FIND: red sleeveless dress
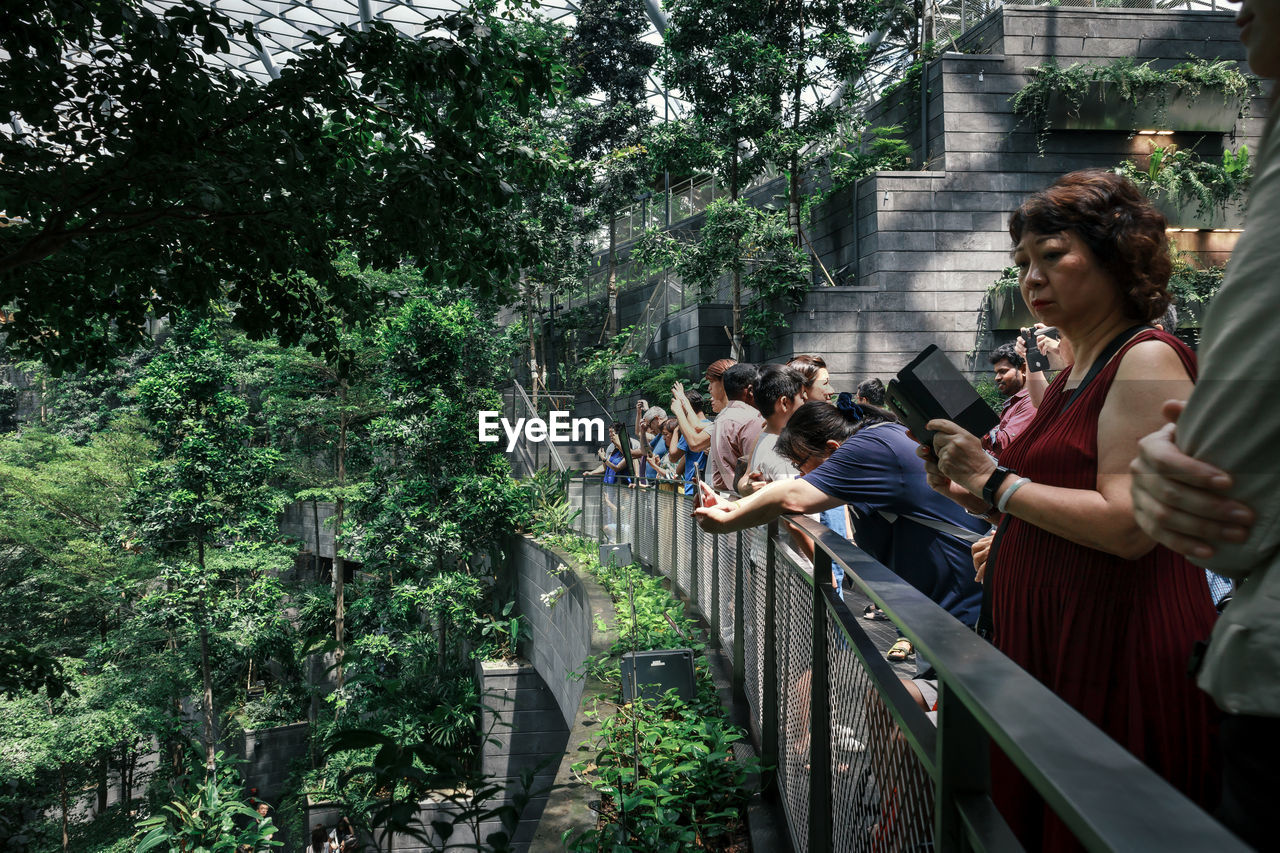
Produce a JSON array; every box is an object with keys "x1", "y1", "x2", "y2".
[{"x1": 989, "y1": 329, "x2": 1220, "y2": 850}]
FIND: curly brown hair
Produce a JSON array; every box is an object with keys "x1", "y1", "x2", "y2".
[{"x1": 1009, "y1": 169, "x2": 1171, "y2": 324}]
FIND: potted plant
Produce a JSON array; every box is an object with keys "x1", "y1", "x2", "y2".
[
  {"x1": 1117, "y1": 145, "x2": 1252, "y2": 229},
  {"x1": 1013, "y1": 58, "x2": 1256, "y2": 153},
  {"x1": 987, "y1": 267, "x2": 1034, "y2": 330},
  {"x1": 1167, "y1": 255, "x2": 1226, "y2": 329}
]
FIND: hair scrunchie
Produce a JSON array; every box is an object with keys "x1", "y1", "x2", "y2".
[{"x1": 835, "y1": 391, "x2": 865, "y2": 420}]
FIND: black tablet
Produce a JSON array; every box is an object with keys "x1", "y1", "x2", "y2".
[{"x1": 886, "y1": 345, "x2": 999, "y2": 449}]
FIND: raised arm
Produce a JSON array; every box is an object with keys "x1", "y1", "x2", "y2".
[{"x1": 671, "y1": 382, "x2": 711, "y2": 451}]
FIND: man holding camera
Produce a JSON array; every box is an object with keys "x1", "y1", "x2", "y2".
[{"x1": 982, "y1": 342, "x2": 1036, "y2": 456}]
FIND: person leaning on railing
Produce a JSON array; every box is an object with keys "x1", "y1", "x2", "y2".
[
  {"x1": 691, "y1": 397, "x2": 986, "y2": 646},
  {"x1": 919, "y1": 170, "x2": 1219, "y2": 849},
  {"x1": 1129, "y1": 4, "x2": 1280, "y2": 847}
]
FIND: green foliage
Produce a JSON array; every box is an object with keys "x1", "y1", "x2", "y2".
[
  {"x1": 130, "y1": 318, "x2": 285, "y2": 552},
  {"x1": 990, "y1": 266, "x2": 1021, "y2": 296},
  {"x1": 1116, "y1": 145, "x2": 1252, "y2": 217},
  {"x1": 1011, "y1": 57, "x2": 1257, "y2": 154},
  {"x1": 619, "y1": 362, "x2": 695, "y2": 405},
  {"x1": 354, "y1": 296, "x2": 523, "y2": 573},
  {"x1": 1168, "y1": 254, "x2": 1226, "y2": 313},
  {"x1": 477, "y1": 601, "x2": 524, "y2": 663},
  {"x1": 520, "y1": 469, "x2": 581, "y2": 536},
  {"x1": 134, "y1": 753, "x2": 279, "y2": 853},
  {"x1": 568, "y1": 329, "x2": 637, "y2": 402},
  {"x1": 0, "y1": 0, "x2": 562, "y2": 371},
  {"x1": 802, "y1": 125, "x2": 913, "y2": 223},
  {"x1": 974, "y1": 378, "x2": 1003, "y2": 411},
  {"x1": 13, "y1": 351, "x2": 152, "y2": 442},
  {"x1": 636, "y1": 199, "x2": 810, "y2": 350},
  {"x1": 544, "y1": 535, "x2": 759, "y2": 851}
]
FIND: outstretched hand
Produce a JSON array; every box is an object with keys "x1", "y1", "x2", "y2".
[
  {"x1": 692, "y1": 480, "x2": 735, "y2": 531},
  {"x1": 1131, "y1": 399, "x2": 1255, "y2": 563}
]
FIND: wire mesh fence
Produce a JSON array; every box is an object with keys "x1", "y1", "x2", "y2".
[
  {"x1": 554, "y1": 475, "x2": 1250, "y2": 852},
  {"x1": 569, "y1": 477, "x2": 939, "y2": 853}
]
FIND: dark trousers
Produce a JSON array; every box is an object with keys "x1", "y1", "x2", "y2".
[{"x1": 1217, "y1": 712, "x2": 1280, "y2": 850}]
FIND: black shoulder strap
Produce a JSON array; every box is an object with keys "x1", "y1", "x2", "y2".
[{"x1": 1062, "y1": 325, "x2": 1152, "y2": 412}]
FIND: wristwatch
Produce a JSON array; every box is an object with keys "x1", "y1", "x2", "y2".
[{"x1": 982, "y1": 465, "x2": 1017, "y2": 506}]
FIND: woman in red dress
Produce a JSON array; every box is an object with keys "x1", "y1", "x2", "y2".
[{"x1": 921, "y1": 171, "x2": 1220, "y2": 849}]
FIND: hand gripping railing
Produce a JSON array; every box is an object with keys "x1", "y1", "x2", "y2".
[{"x1": 568, "y1": 475, "x2": 1248, "y2": 853}]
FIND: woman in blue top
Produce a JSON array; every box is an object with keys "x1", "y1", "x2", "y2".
[
  {"x1": 693, "y1": 400, "x2": 985, "y2": 629},
  {"x1": 602, "y1": 423, "x2": 631, "y2": 485}
]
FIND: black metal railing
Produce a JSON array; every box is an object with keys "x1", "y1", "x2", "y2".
[{"x1": 567, "y1": 475, "x2": 1247, "y2": 853}]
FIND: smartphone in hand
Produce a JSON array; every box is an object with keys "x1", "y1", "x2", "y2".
[{"x1": 1022, "y1": 327, "x2": 1051, "y2": 374}]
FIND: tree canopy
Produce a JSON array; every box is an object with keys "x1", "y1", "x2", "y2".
[{"x1": 0, "y1": 0, "x2": 562, "y2": 371}]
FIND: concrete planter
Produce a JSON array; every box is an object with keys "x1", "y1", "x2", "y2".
[
  {"x1": 990, "y1": 288, "x2": 1035, "y2": 330},
  {"x1": 1153, "y1": 194, "x2": 1246, "y2": 230},
  {"x1": 1046, "y1": 82, "x2": 1239, "y2": 133}
]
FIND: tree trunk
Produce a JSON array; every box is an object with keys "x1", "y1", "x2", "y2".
[
  {"x1": 96, "y1": 751, "x2": 108, "y2": 814},
  {"x1": 730, "y1": 147, "x2": 744, "y2": 361},
  {"x1": 119, "y1": 743, "x2": 132, "y2": 812},
  {"x1": 605, "y1": 218, "x2": 619, "y2": 343},
  {"x1": 166, "y1": 578, "x2": 183, "y2": 774},
  {"x1": 334, "y1": 379, "x2": 348, "y2": 692},
  {"x1": 197, "y1": 538, "x2": 216, "y2": 773},
  {"x1": 60, "y1": 764, "x2": 69, "y2": 852},
  {"x1": 200, "y1": 625, "x2": 216, "y2": 772},
  {"x1": 526, "y1": 287, "x2": 539, "y2": 409},
  {"x1": 789, "y1": 6, "x2": 805, "y2": 246}
]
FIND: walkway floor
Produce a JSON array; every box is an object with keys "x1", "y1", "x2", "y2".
[{"x1": 841, "y1": 583, "x2": 924, "y2": 682}]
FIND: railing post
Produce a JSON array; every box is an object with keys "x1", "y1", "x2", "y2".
[
  {"x1": 936, "y1": 681, "x2": 990, "y2": 852},
  {"x1": 732, "y1": 530, "x2": 746, "y2": 706},
  {"x1": 710, "y1": 532, "x2": 721, "y2": 638},
  {"x1": 653, "y1": 481, "x2": 661, "y2": 573},
  {"x1": 761, "y1": 521, "x2": 779, "y2": 791},
  {"x1": 809, "y1": 547, "x2": 834, "y2": 853},
  {"x1": 690, "y1": 509, "x2": 700, "y2": 602},
  {"x1": 631, "y1": 482, "x2": 640, "y2": 549}
]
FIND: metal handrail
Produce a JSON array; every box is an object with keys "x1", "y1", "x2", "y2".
[
  {"x1": 568, "y1": 475, "x2": 1247, "y2": 852},
  {"x1": 510, "y1": 381, "x2": 567, "y2": 473}
]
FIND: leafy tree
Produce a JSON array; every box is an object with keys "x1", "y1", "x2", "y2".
[
  {"x1": 636, "y1": 199, "x2": 810, "y2": 352},
  {"x1": 660, "y1": 0, "x2": 792, "y2": 358},
  {"x1": 353, "y1": 296, "x2": 523, "y2": 577},
  {"x1": 134, "y1": 752, "x2": 279, "y2": 853},
  {"x1": 565, "y1": 0, "x2": 659, "y2": 340},
  {"x1": 129, "y1": 318, "x2": 284, "y2": 770},
  {"x1": 764, "y1": 0, "x2": 882, "y2": 242},
  {"x1": 0, "y1": 0, "x2": 560, "y2": 370}
]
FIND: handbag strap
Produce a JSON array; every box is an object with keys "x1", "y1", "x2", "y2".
[
  {"x1": 1062, "y1": 325, "x2": 1152, "y2": 412},
  {"x1": 879, "y1": 510, "x2": 988, "y2": 544}
]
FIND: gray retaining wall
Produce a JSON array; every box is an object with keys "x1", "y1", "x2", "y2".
[{"x1": 590, "y1": 5, "x2": 1263, "y2": 390}]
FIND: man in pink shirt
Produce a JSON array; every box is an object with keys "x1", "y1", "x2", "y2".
[
  {"x1": 981, "y1": 343, "x2": 1035, "y2": 457},
  {"x1": 709, "y1": 363, "x2": 765, "y2": 493}
]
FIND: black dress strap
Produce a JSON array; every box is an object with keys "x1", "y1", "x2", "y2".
[{"x1": 1062, "y1": 325, "x2": 1153, "y2": 413}]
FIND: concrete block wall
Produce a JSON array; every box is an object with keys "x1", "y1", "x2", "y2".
[
  {"x1": 279, "y1": 500, "x2": 336, "y2": 558},
  {"x1": 240, "y1": 722, "x2": 310, "y2": 804},
  {"x1": 509, "y1": 536, "x2": 593, "y2": 727},
  {"x1": 780, "y1": 5, "x2": 1260, "y2": 388},
  {"x1": 555, "y1": 6, "x2": 1261, "y2": 393}
]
